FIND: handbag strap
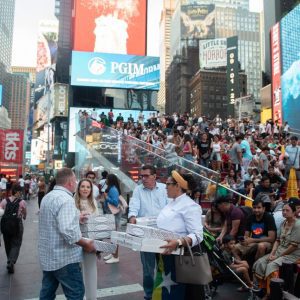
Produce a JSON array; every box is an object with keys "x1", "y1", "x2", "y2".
[{"x1": 179, "y1": 237, "x2": 195, "y2": 266}]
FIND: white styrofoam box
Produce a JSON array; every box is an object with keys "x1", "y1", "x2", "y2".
[
  {"x1": 201, "y1": 215, "x2": 206, "y2": 225},
  {"x1": 110, "y1": 231, "x2": 142, "y2": 251},
  {"x1": 126, "y1": 224, "x2": 181, "y2": 240},
  {"x1": 140, "y1": 239, "x2": 180, "y2": 255},
  {"x1": 82, "y1": 237, "x2": 117, "y2": 253},
  {"x1": 136, "y1": 217, "x2": 157, "y2": 227}
]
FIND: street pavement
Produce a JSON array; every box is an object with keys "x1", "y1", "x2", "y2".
[{"x1": 0, "y1": 197, "x2": 249, "y2": 300}]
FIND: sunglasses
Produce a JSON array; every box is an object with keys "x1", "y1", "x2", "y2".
[{"x1": 166, "y1": 182, "x2": 177, "y2": 186}]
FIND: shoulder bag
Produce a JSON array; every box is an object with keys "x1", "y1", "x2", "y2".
[
  {"x1": 175, "y1": 236, "x2": 212, "y2": 285},
  {"x1": 119, "y1": 195, "x2": 128, "y2": 214}
]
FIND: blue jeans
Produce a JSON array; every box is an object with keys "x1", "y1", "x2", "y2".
[
  {"x1": 140, "y1": 252, "x2": 156, "y2": 300},
  {"x1": 40, "y1": 263, "x2": 85, "y2": 300}
]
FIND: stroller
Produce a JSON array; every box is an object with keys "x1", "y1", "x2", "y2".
[{"x1": 202, "y1": 228, "x2": 260, "y2": 300}]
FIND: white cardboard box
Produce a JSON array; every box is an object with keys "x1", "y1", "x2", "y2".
[
  {"x1": 111, "y1": 230, "x2": 180, "y2": 254},
  {"x1": 126, "y1": 224, "x2": 181, "y2": 240},
  {"x1": 82, "y1": 238, "x2": 117, "y2": 253},
  {"x1": 136, "y1": 216, "x2": 157, "y2": 227}
]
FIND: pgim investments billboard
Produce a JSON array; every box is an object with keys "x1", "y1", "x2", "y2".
[
  {"x1": 71, "y1": 51, "x2": 160, "y2": 90},
  {"x1": 73, "y1": 0, "x2": 147, "y2": 56}
]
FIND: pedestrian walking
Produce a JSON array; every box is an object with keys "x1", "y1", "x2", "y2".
[{"x1": 0, "y1": 184, "x2": 26, "y2": 274}]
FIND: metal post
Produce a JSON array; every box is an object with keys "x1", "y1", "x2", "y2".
[{"x1": 46, "y1": 90, "x2": 51, "y2": 171}]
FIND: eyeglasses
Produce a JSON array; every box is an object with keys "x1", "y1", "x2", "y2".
[
  {"x1": 166, "y1": 182, "x2": 177, "y2": 186},
  {"x1": 140, "y1": 174, "x2": 153, "y2": 178}
]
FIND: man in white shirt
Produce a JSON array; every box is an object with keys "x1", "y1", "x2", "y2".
[
  {"x1": 85, "y1": 171, "x2": 100, "y2": 201},
  {"x1": 128, "y1": 165, "x2": 169, "y2": 300}
]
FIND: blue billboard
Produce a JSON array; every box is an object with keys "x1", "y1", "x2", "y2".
[
  {"x1": 71, "y1": 51, "x2": 160, "y2": 90},
  {"x1": 0, "y1": 84, "x2": 2, "y2": 106},
  {"x1": 280, "y1": 4, "x2": 300, "y2": 129}
]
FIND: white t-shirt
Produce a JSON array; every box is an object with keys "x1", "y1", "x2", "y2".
[
  {"x1": 212, "y1": 142, "x2": 221, "y2": 152},
  {"x1": 18, "y1": 178, "x2": 25, "y2": 187},
  {"x1": 1, "y1": 178, "x2": 7, "y2": 190}
]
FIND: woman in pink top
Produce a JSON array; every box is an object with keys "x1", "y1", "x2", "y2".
[{"x1": 0, "y1": 184, "x2": 26, "y2": 274}]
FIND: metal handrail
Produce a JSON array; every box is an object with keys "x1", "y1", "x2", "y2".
[
  {"x1": 101, "y1": 127, "x2": 254, "y2": 202},
  {"x1": 105, "y1": 126, "x2": 219, "y2": 176}
]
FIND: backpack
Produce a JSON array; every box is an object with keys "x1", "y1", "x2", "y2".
[{"x1": 0, "y1": 198, "x2": 22, "y2": 237}]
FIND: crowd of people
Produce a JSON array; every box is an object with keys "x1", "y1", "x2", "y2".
[{"x1": 0, "y1": 109, "x2": 300, "y2": 300}]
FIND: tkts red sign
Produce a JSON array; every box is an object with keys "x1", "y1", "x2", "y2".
[{"x1": 0, "y1": 130, "x2": 24, "y2": 164}]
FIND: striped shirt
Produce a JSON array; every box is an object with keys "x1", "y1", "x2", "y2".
[{"x1": 38, "y1": 186, "x2": 82, "y2": 271}]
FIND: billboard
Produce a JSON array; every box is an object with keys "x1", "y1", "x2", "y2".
[
  {"x1": 35, "y1": 20, "x2": 58, "y2": 103},
  {"x1": 68, "y1": 107, "x2": 157, "y2": 152},
  {"x1": 73, "y1": 0, "x2": 147, "y2": 56},
  {"x1": 280, "y1": 4, "x2": 300, "y2": 129},
  {"x1": 52, "y1": 83, "x2": 69, "y2": 118},
  {"x1": 199, "y1": 38, "x2": 227, "y2": 69},
  {"x1": 0, "y1": 130, "x2": 24, "y2": 164},
  {"x1": 226, "y1": 36, "x2": 239, "y2": 116},
  {"x1": 71, "y1": 51, "x2": 160, "y2": 90},
  {"x1": 271, "y1": 23, "x2": 282, "y2": 124},
  {"x1": 181, "y1": 3, "x2": 215, "y2": 40}
]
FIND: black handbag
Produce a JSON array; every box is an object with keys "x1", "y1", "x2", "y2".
[{"x1": 175, "y1": 236, "x2": 212, "y2": 285}]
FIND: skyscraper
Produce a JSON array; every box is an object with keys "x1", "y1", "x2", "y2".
[
  {"x1": 0, "y1": 0, "x2": 16, "y2": 110},
  {"x1": 0, "y1": 0, "x2": 15, "y2": 70},
  {"x1": 157, "y1": 0, "x2": 176, "y2": 112}
]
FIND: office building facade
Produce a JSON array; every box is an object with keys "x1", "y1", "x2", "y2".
[
  {"x1": 190, "y1": 69, "x2": 247, "y2": 119},
  {"x1": 157, "y1": 0, "x2": 176, "y2": 113}
]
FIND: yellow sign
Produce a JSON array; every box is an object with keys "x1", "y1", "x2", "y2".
[{"x1": 54, "y1": 160, "x2": 63, "y2": 169}]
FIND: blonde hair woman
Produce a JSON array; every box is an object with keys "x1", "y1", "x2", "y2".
[{"x1": 74, "y1": 179, "x2": 98, "y2": 300}]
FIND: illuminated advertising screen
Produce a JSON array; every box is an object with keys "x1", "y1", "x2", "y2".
[
  {"x1": 35, "y1": 21, "x2": 58, "y2": 103},
  {"x1": 199, "y1": 38, "x2": 227, "y2": 69},
  {"x1": 181, "y1": 3, "x2": 215, "y2": 40},
  {"x1": 73, "y1": 0, "x2": 147, "y2": 56},
  {"x1": 71, "y1": 51, "x2": 160, "y2": 90},
  {"x1": 280, "y1": 4, "x2": 300, "y2": 129},
  {"x1": 271, "y1": 23, "x2": 282, "y2": 125},
  {"x1": 68, "y1": 107, "x2": 157, "y2": 152},
  {"x1": 0, "y1": 130, "x2": 24, "y2": 164}
]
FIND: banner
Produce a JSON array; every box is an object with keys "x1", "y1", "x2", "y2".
[
  {"x1": 199, "y1": 38, "x2": 227, "y2": 69},
  {"x1": 181, "y1": 3, "x2": 215, "y2": 40},
  {"x1": 271, "y1": 23, "x2": 282, "y2": 125},
  {"x1": 71, "y1": 51, "x2": 160, "y2": 90},
  {"x1": 0, "y1": 130, "x2": 24, "y2": 164},
  {"x1": 226, "y1": 36, "x2": 239, "y2": 116}
]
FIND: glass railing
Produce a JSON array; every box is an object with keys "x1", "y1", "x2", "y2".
[{"x1": 74, "y1": 125, "x2": 254, "y2": 209}]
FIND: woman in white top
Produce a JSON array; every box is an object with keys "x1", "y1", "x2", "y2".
[
  {"x1": 153, "y1": 170, "x2": 205, "y2": 300},
  {"x1": 210, "y1": 135, "x2": 222, "y2": 171},
  {"x1": 74, "y1": 179, "x2": 99, "y2": 300}
]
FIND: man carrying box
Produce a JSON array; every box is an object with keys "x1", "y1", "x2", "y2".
[{"x1": 128, "y1": 165, "x2": 169, "y2": 300}]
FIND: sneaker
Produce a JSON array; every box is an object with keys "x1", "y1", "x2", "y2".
[
  {"x1": 103, "y1": 254, "x2": 112, "y2": 261},
  {"x1": 105, "y1": 257, "x2": 119, "y2": 264}
]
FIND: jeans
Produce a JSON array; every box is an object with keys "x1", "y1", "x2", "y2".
[
  {"x1": 140, "y1": 252, "x2": 156, "y2": 300},
  {"x1": 3, "y1": 220, "x2": 23, "y2": 264},
  {"x1": 40, "y1": 263, "x2": 85, "y2": 300}
]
